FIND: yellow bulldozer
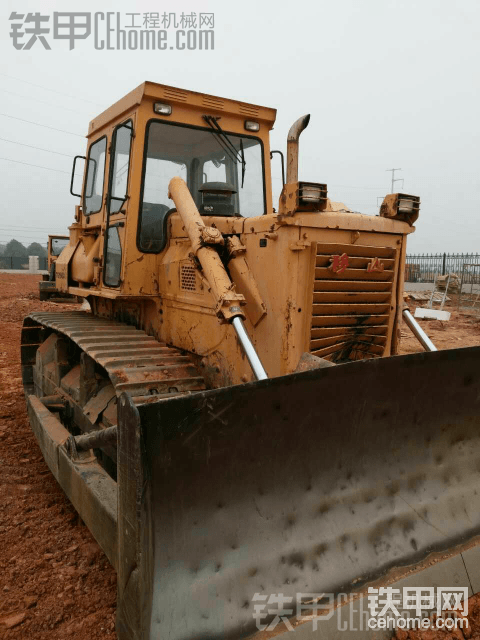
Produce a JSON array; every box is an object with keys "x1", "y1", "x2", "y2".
[
  {"x1": 21, "y1": 82, "x2": 480, "y2": 639},
  {"x1": 38, "y1": 234, "x2": 70, "y2": 300}
]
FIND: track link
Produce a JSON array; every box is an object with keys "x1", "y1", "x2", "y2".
[{"x1": 21, "y1": 311, "x2": 206, "y2": 400}]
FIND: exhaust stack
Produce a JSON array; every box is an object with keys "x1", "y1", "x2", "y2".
[{"x1": 286, "y1": 114, "x2": 310, "y2": 183}]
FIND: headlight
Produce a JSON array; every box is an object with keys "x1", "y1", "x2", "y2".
[
  {"x1": 398, "y1": 198, "x2": 415, "y2": 213},
  {"x1": 244, "y1": 120, "x2": 260, "y2": 132},
  {"x1": 153, "y1": 103, "x2": 172, "y2": 115}
]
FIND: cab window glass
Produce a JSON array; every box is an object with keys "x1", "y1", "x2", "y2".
[
  {"x1": 138, "y1": 121, "x2": 265, "y2": 254},
  {"x1": 50, "y1": 238, "x2": 68, "y2": 256},
  {"x1": 139, "y1": 157, "x2": 187, "y2": 252},
  {"x1": 104, "y1": 226, "x2": 122, "y2": 287},
  {"x1": 84, "y1": 137, "x2": 106, "y2": 215},
  {"x1": 109, "y1": 123, "x2": 133, "y2": 214}
]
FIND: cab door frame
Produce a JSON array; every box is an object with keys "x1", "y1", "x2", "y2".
[{"x1": 102, "y1": 116, "x2": 136, "y2": 289}]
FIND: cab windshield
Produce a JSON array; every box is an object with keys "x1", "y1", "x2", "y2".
[{"x1": 138, "y1": 120, "x2": 265, "y2": 252}]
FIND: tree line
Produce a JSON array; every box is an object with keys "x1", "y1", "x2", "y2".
[{"x1": 0, "y1": 239, "x2": 47, "y2": 258}]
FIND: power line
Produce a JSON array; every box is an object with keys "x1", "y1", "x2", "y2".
[
  {"x1": 0, "y1": 232, "x2": 52, "y2": 236},
  {"x1": 330, "y1": 184, "x2": 386, "y2": 190},
  {"x1": 0, "y1": 156, "x2": 72, "y2": 174},
  {"x1": 0, "y1": 137, "x2": 74, "y2": 157},
  {"x1": 0, "y1": 240, "x2": 61, "y2": 245},
  {"x1": 0, "y1": 113, "x2": 83, "y2": 137},
  {"x1": 0, "y1": 235, "x2": 52, "y2": 241},
  {"x1": 0, "y1": 73, "x2": 104, "y2": 107},
  {"x1": 0, "y1": 88, "x2": 90, "y2": 116},
  {"x1": 0, "y1": 224, "x2": 69, "y2": 231},
  {"x1": 0, "y1": 230, "x2": 67, "y2": 236},
  {"x1": 0, "y1": 234, "x2": 53, "y2": 240},
  {"x1": 0, "y1": 240, "x2": 47, "y2": 242}
]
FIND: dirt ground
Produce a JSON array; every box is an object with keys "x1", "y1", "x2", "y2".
[
  {"x1": 399, "y1": 293, "x2": 480, "y2": 356},
  {"x1": 0, "y1": 273, "x2": 479, "y2": 639},
  {"x1": 393, "y1": 593, "x2": 480, "y2": 640},
  {"x1": 0, "y1": 274, "x2": 116, "y2": 639}
]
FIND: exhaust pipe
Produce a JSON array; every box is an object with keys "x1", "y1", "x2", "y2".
[{"x1": 286, "y1": 114, "x2": 310, "y2": 184}]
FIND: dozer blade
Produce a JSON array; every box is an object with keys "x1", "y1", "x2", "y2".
[{"x1": 116, "y1": 346, "x2": 480, "y2": 640}]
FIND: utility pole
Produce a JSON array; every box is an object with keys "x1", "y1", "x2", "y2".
[{"x1": 386, "y1": 168, "x2": 403, "y2": 193}]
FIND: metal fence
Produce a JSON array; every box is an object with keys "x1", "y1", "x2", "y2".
[
  {"x1": 0, "y1": 256, "x2": 48, "y2": 270},
  {"x1": 458, "y1": 263, "x2": 480, "y2": 315},
  {"x1": 405, "y1": 253, "x2": 480, "y2": 283}
]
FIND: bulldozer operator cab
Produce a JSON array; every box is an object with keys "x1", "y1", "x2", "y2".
[{"x1": 69, "y1": 83, "x2": 274, "y2": 296}]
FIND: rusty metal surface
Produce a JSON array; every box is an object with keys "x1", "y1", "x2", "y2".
[
  {"x1": 127, "y1": 346, "x2": 480, "y2": 640},
  {"x1": 38, "y1": 281, "x2": 57, "y2": 292},
  {"x1": 21, "y1": 311, "x2": 207, "y2": 492},
  {"x1": 285, "y1": 115, "x2": 310, "y2": 185},
  {"x1": 22, "y1": 311, "x2": 206, "y2": 400},
  {"x1": 68, "y1": 426, "x2": 118, "y2": 453},
  {"x1": 27, "y1": 394, "x2": 118, "y2": 568}
]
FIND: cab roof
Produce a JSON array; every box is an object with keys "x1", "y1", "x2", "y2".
[{"x1": 87, "y1": 81, "x2": 277, "y2": 137}]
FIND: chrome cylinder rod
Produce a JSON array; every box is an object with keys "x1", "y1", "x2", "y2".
[
  {"x1": 402, "y1": 309, "x2": 438, "y2": 352},
  {"x1": 231, "y1": 316, "x2": 268, "y2": 380}
]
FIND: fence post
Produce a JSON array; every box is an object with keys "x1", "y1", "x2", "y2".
[
  {"x1": 28, "y1": 256, "x2": 39, "y2": 274},
  {"x1": 442, "y1": 253, "x2": 446, "y2": 275}
]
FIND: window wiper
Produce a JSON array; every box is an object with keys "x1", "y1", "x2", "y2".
[
  {"x1": 203, "y1": 115, "x2": 241, "y2": 167},
  {"x1": 203, "y1": 115, "x2": 246, "y2": 187},
  {"x1": 240, "y1": 138, "x2": 245, "y2": 189}
]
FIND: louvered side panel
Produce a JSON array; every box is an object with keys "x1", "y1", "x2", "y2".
[{"x1": 310, "y1": 242, "x2": 398, "y2": 363}]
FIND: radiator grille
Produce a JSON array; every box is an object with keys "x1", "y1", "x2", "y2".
[
  {"x1": 180, "y1": 264, "x2": 197, "y2": 291},
  {"x1": 310, "y1": 242, "x2": 397, "y2": 362}
]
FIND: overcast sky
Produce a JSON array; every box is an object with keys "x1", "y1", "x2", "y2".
[{"x1": 1, "y1": 0, "x2": 479, "y2": 253}]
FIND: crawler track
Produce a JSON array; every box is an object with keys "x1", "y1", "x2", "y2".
[{"x1": 20, "y1": 311, "x2": 206, "y2": 471}]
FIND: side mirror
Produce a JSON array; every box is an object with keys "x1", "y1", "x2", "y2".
[{"x1": 70, "y1": 155, "x2": 86, "y2": 197}]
